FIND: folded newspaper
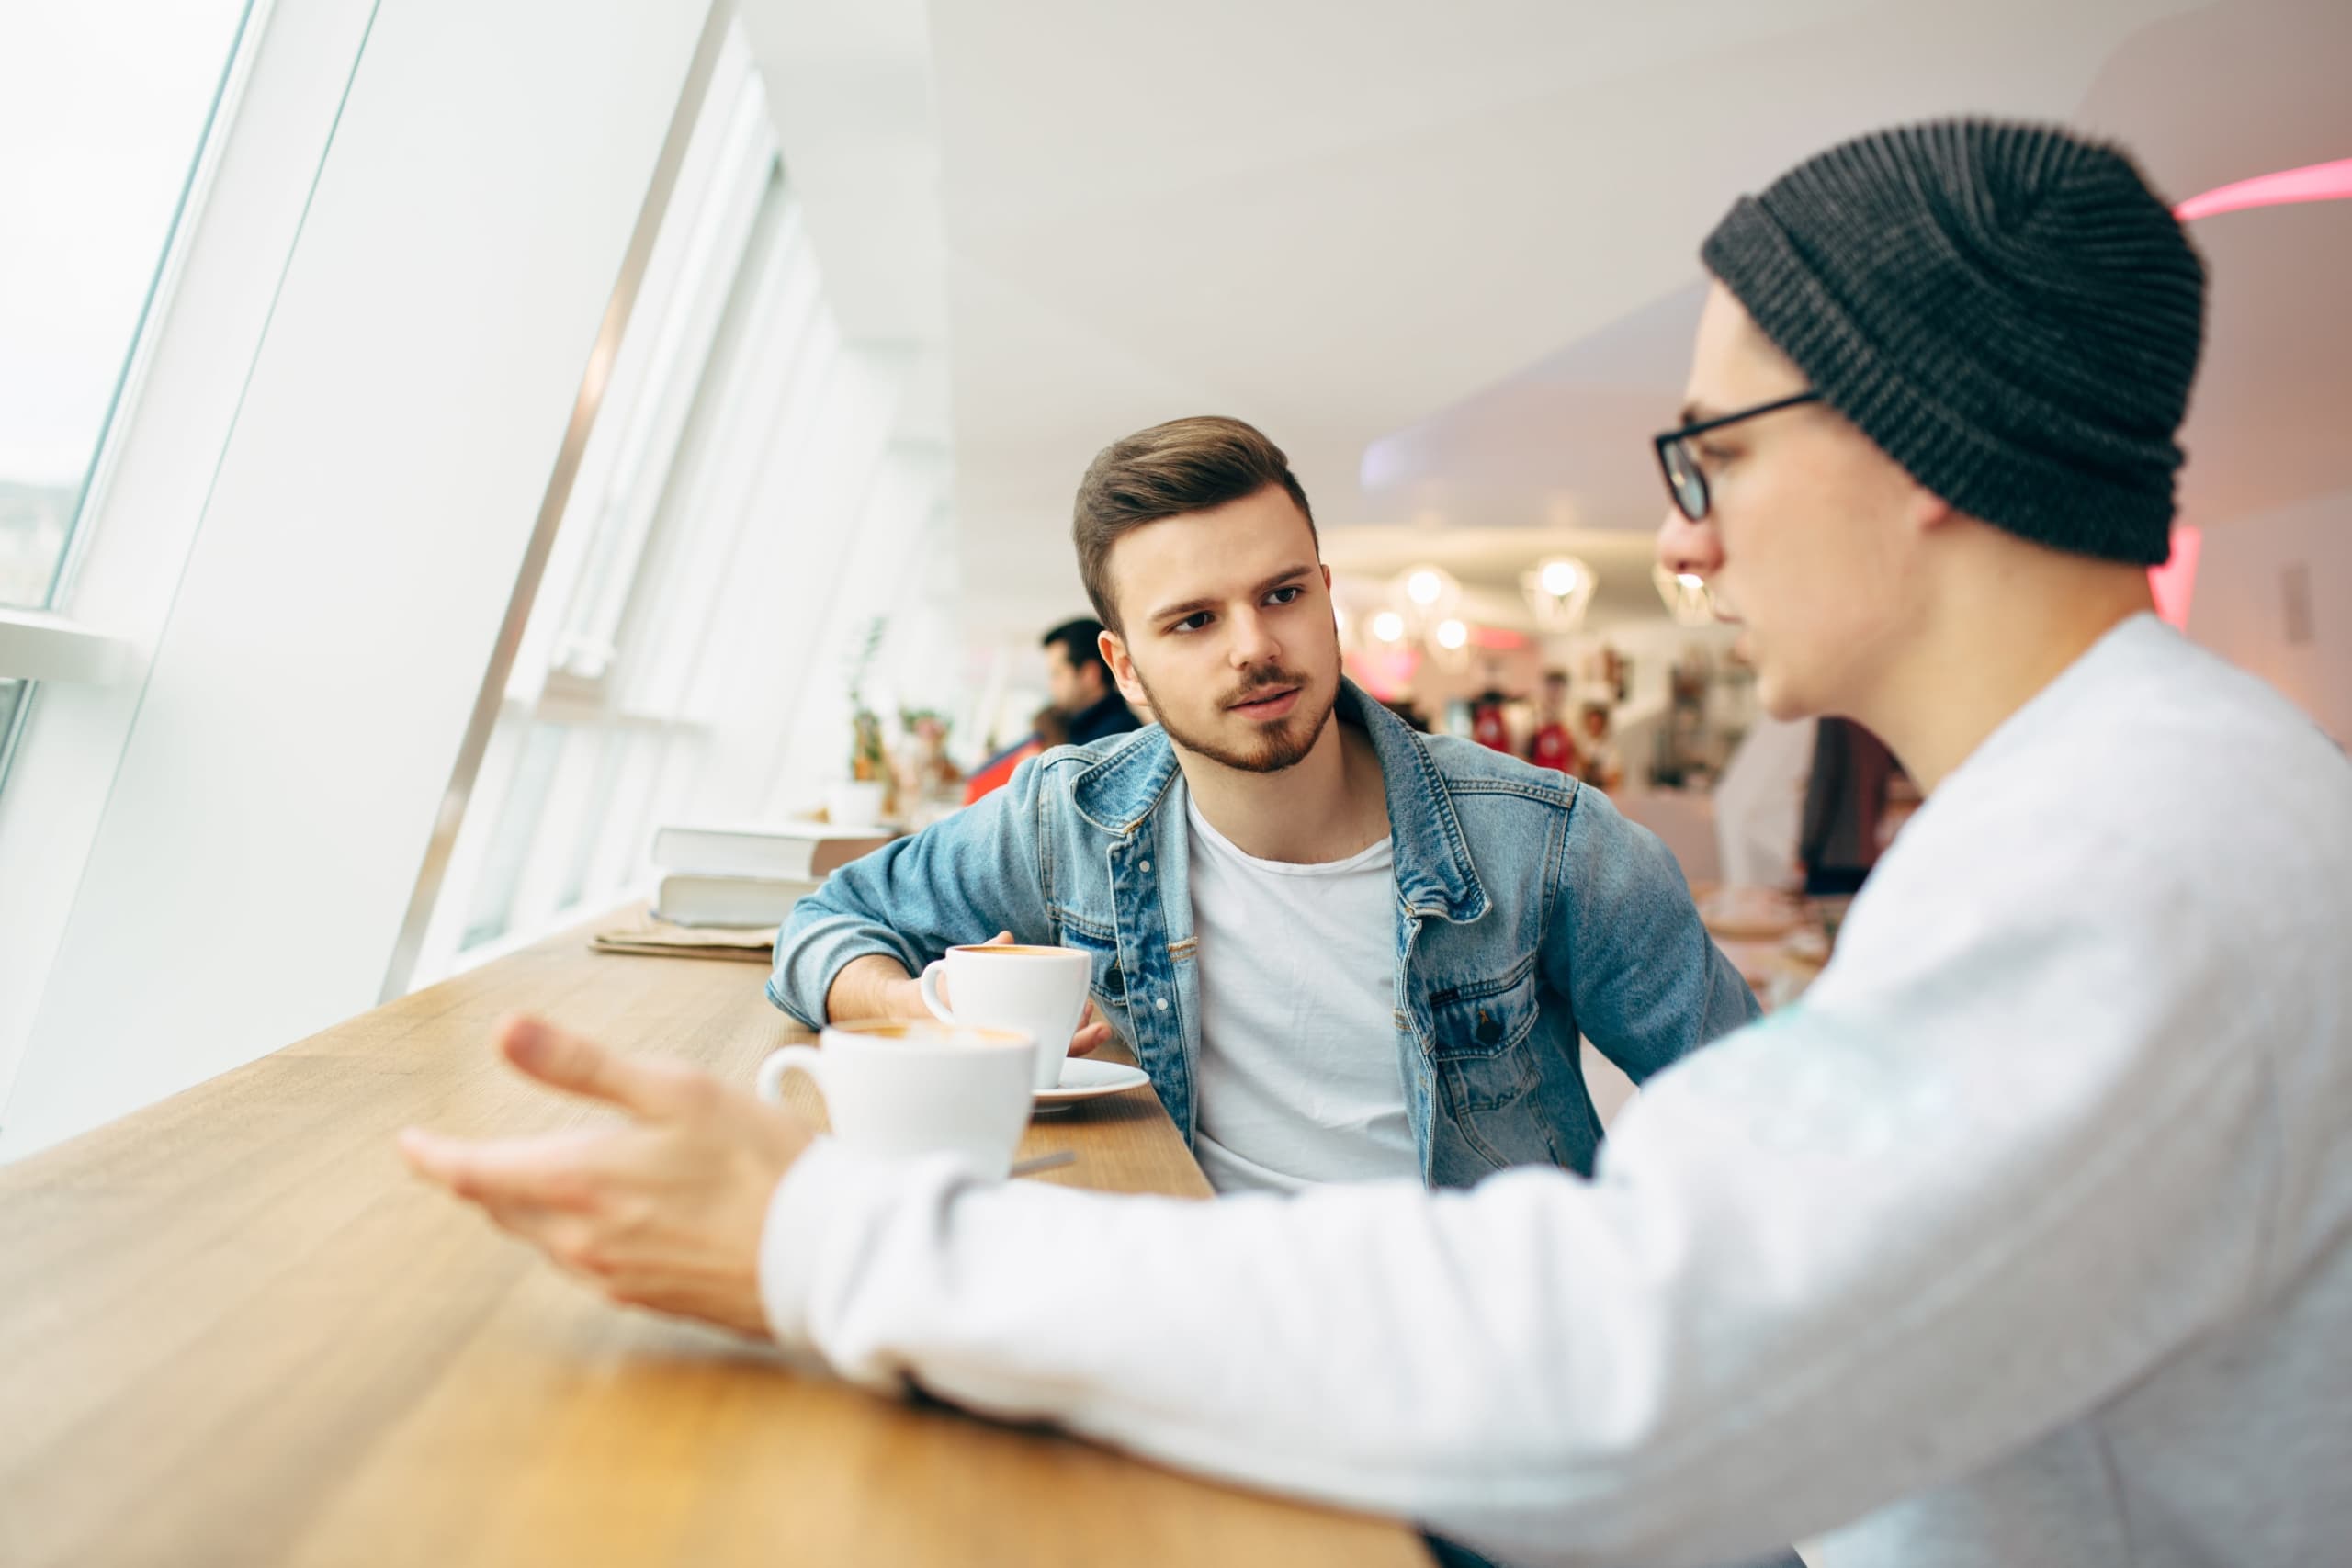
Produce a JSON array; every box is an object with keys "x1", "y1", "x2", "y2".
[{"x1": 591, "y1": 914, "x2": 774, "y2": 964}]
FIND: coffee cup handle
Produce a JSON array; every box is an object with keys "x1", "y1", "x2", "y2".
[
  {"x1": 756, "y1": 1044, "x2": 826, "y2": 1108},
  {"x1": 917, "y1": 959, "x2": 958, "y2": 1024}
]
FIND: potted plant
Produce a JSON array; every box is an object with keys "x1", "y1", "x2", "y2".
[
  {"x1": 828, "y1": 618, "x2": 893, "y2": 828},
  {"x1": 895, "y1": 706, "x2": 959, "y2": 812}
]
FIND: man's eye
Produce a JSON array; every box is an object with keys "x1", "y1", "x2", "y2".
[
  {"x1": 1266, "y1": 586, "x2": 1304, "y2": 605},
  {"x1": 1696, "y1": 441, "x2": 1736, "y2": 468},
  {"x1": 1171, "y1": 612, "x2": 1213, "y2": 634}
]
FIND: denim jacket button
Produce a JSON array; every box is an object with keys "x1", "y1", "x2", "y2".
[
  {"x1": 1476, "y1": 1010, "x2": 1501, "y2": 1046},
  {"x1": 1139, "y1": 859, "x2": 1152, "y2": 872},
  {"x1": 1154, "y1": 997, "x2": 1169, "y2": 1011}
]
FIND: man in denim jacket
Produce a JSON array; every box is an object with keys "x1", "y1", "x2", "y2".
[{"x1": 769, "y1": 416, "x2": 1756, "y2": 1191}]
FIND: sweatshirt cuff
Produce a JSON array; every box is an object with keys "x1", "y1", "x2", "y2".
[
  {"x1": 763, "y1": 1136, "x2": 978, "y2": 1351},
  {"x1": 761, "y1": 1137, "x2": 859, "y2": 1348}
]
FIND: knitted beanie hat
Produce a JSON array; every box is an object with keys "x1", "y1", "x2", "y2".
[{"x1": 1701, "y1": 119, "x2": 2205, "y2": 565}]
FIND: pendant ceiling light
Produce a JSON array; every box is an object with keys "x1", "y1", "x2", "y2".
[
  {"x1": 1427, "y1": 616, "x2": 1473, "y2": 671},
  {"x1": 1387, "y1": 563, "x2": 1461, "y2": 633},
  {"x1": 1521, "y1": 555, "x2": 1595, "y2": 633},
  {"x1": 1653, "y1": 564, "x2": 1715, "y2": 627}
]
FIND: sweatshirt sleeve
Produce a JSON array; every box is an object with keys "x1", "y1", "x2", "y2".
[{"x1": 760, "y1": 844, "x2": 2275, "y2": 1568}]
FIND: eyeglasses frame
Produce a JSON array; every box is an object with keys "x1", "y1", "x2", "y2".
[{"x1": 1651, "y1": 389, "x2": 1824, "y2": 522}]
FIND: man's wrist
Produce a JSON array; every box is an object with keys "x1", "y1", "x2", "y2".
[
  {"x1": 879, "y1": 975, "x2": 927, "y2": 1021},
  {"x1": 822, "y1": 953, "x2": 923, "y2": 1024}
]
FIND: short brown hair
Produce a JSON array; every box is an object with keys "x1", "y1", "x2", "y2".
[{"x1": 1072, "y1": 415, "x2": 1316, "y2": 630}]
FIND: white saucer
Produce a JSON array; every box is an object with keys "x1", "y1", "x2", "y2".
[{"x1": 1034, "y1": 1058, "x2": 1151, "y2": 1107}]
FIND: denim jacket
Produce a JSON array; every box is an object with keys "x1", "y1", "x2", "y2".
[{"x1": 768, "y1": 681, "x2": 1758, "y2": 1188}]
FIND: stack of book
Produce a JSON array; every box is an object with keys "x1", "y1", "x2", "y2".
[{"x1": 649, "y1": 821, "x2": 896, "y2": 929}]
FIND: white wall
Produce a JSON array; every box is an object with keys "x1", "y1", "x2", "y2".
[
  {"x1": 0, "y1": 0, "x2": 707, "y2": 1158},
  {"x1": 2188, "y1": 489, "x2": 2352, "y2": 747}
]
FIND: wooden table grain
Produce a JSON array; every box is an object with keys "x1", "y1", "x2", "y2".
[{"x1": 0, "y1": 909, "x2": 1429, "y2": 1568}]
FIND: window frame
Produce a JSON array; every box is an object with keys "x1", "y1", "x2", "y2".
[
  {"x1": 0, "y1": 0, "x2": 265, "y2": 780},
  {"x1": 0, "y1": 0, "x2": 719, "y2": 1156},
  {"x1": 0, "y1": 0, "x2": 316, "y2": 1114}
]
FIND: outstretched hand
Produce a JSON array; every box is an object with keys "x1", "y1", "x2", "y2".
[{"x1": 399, "y1": 1014, "x2": 812, "y2": 1337}]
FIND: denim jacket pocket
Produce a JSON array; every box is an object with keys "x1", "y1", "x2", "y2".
[
  {"x1": 1422, "y1": 949, "x2": 1541, "y2": 1064},
  {"x1": 1425, "y1": 952, "x2": 1581, "y2": 1177},
  {"x1": 1052, "y1": 910, "x2": 1131, "y2": 1014},
  {"x1": 1432, "y1": 1048, "x2": 1565, "y2": 1174}
]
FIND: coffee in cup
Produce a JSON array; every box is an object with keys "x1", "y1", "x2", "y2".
[
  {"x1": 756, "y1": 1020, "x2": 1035, "y2": 1178},
  {"x1": 919, "y1": 943, "x2": 1091, "y2": 1093}
]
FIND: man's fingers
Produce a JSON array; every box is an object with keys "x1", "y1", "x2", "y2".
[
  {"x1": 442, "y1": 1189, "x2": 613, "y2": 1286},
  {"x1": 1069, "y1": 1022, "x2": 1112, "y2": 1057},
  {"x1": 983, "y1": 931, "x2": 1013, "y2": 946},
  {"x1": 399, "y1": 1125, "x2": 613, "y2": 1213},
  {"x1": 494, "y1": 1013, "x2": 705, "y2": 1120}
]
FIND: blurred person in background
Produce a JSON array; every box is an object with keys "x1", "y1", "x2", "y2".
[
  {"x1": 1470, "y1": 688, "x2": 1513, "y2": 752},
  {"x1": 1526, "y1": 670, "x2": 1579, "y2": 774},
  {"x1": 1575, "y1": 702, "x2": 1621, "y2": 791},
  {"x1": 962, "y1": 705, "x2": 1069, "y2": 807},
  {"x1": 1042, "y1": 616, "x2": 1144, "y2": 745}
]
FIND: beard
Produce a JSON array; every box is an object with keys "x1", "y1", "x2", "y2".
[{"x1": 1135, "y1": 661, "x2": 1336, "y2": 774}]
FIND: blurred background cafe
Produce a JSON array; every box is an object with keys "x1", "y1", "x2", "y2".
[{"x1": 0, "y1": 0, "x2": 2345, "y2": 1562}]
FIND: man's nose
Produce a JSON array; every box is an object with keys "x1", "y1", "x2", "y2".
[
  {"x1": 1228, "y1": 607, "x2": 1280, "y2": 668},
  {"x1": 1655, "y1": 507, "x2": 1723, "y2": 580}
]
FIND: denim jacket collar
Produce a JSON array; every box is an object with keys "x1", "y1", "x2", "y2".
[
  {"x1": 1068, "y1": 679, "x2": 1488, "y2": 923},
  {"x1": 1065, "y1": 723, "x2": 1182, "y2": 837}
]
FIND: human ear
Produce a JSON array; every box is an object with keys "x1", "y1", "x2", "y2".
[{"x1": 1101, "y1": 629, "x2": 1148, "y2": 706}]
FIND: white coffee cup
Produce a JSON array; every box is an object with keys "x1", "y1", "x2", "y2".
[
  {"x1": 756, "y1": 1020, "x2": 1036, "y2": 1179},
  {"x1": 919, "y1": 943, "x2": 1091, "y2": 1093}
]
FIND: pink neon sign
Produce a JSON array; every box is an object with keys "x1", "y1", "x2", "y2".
[
  {"x1": 2149, "y1": 525, "x2": 2202, "y2": 630},
  {"x1": 2174, "y1": 157, "x2": 2352, "y2": 222},
  {"x1": 2148, "y1": 157, "x2": 2352, "y2": 628}
]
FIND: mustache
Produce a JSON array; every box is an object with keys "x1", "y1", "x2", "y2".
[{"x1": 1222, "y1": 668, "x2": 1304, "y2": 708}]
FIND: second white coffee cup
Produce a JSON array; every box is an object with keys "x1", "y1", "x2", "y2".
[
  {"x1": 920, "y1": 943, "x2": 1091, "y2": 1093},
  {"x1": 756, "y1": 1020, "x2": 1035, "y2": 1179}
]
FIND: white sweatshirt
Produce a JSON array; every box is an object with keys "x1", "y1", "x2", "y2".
[{"x1": 760, "y1": 616, "x2": 2352, "y2": 1568}]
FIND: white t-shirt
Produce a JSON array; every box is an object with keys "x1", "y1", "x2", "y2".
[{"x1": 1185, "y1": 795, "x2": 1419, "y2": 1194}]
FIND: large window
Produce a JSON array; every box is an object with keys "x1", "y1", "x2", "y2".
[
  {"x1": 5, "y1": 0, "x2": 745, "y2": 1160},
  {"x1": 0, "y1": 0, "x2": 253, "y2": 799},
  {"x1": 398, "y1": 21, "x2": 945, "y2": 987},
  {"x1": 0, "y1": 1, "x2": 252, "y2": 610}
]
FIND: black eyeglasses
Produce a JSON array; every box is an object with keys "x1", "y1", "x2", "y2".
[{"x1": 1652, "y1": 390, "x2": 1822, "y2": 522}]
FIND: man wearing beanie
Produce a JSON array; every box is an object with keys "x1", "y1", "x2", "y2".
[{"x1": 407, "y1": 121, "x2": 2351, "y2": 1566}]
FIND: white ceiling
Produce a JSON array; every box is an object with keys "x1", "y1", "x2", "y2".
[{"x1": 743, "y1": 0, "x2": 2352, "y2": 641}]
